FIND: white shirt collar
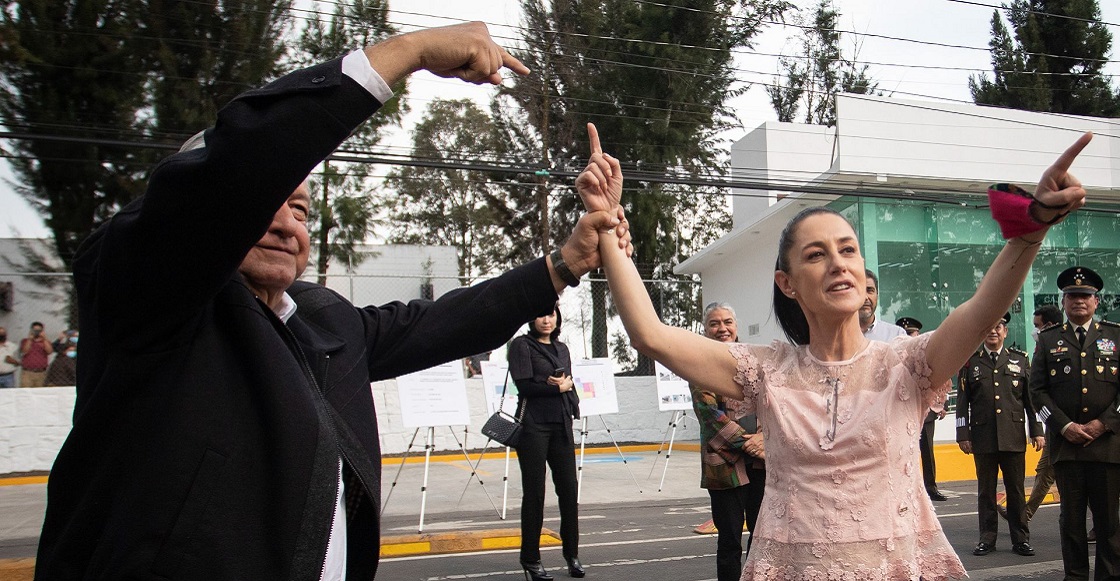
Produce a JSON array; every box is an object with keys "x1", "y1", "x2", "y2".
[{"x1": 273, "y1": 292, "x2": 297, "y2": 324}]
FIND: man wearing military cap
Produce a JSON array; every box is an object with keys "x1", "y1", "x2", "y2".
[
  {"x1": 957, "y1": 312, "x2": 1044, "y2": 557},
  {"x1": 898, "y1": 317, "x2": 950, "y2": 501},
  {"x1": 1030, "y1": 265, "x2": 1120, "y2": 580}
]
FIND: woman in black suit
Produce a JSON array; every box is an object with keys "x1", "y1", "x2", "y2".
[{"x1": 508, "y1": 305, "x2": 584, "y2": 580}]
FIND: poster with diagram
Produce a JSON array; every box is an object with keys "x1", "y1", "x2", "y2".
[
  {"x1": 479, "y1": 360, "x2": 518, "y2": 416},
  {"x1": 572, "y1": 358, "x2": 618, "y2": 416},
  {"x1": 655, "y1": 361, "x2": 692, "y2": 411},
  {"x1": 395, "y1": 361, "x2": 471, "y2": 428}
]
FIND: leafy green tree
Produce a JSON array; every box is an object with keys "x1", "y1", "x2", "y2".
[
  {"x1": 970, "y1": 0, "x2": 1120, "y2": 115},
  {"x1": 384, "y1": 98, "x2": 515, "y2": 284},
  {"x1": 766, "y1": 0, "x2": 877, "y2": 126},
  {"x1": 498, "y1": 0, "x2": 790, "y2": 369},
  {"x1": 292, "y1": 0, "x2": 404, "y2": 281}
]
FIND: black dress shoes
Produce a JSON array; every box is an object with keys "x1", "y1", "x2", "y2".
[
  {"x1": 928, "y1": 489, "x2": 948, "y2": 502},
  {"x1": 565, "y1": 556, "x2": 586, "y2": 578},
  {"x1": 973, "y1": 542, "x2": 995, "y2": 556},
  {"x1": 1012, "y1": 542, "x2": 1035, "y2": 556},
  {"x1": 521, "y1": 560, "x2": 554, "y2": 581}
]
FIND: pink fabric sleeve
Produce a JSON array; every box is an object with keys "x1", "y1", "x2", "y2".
[
  {"x1": 727, "y1": 343, "x2": 762, "y2": 417},
  {"x1": 891, "y1": 332, "x2": 951, "y2": 409}
]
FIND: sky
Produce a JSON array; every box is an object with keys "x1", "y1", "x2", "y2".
[{"x1": 2, "y1": 0, "x2": 1119, "y2": 238}]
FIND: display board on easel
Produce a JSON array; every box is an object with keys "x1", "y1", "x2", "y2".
[
  {"x1": 396, "y1": 361, "x2": 471, "y2": 429},
  {"x1": 572, "y1": 358, "x2": 618, "y2": 416},
  {"x1": 479, "y1": 360, "x2": 517, "y2": 416},
  {"x1": 654, "y1": 361, "x2": 692, "y2": 411}
]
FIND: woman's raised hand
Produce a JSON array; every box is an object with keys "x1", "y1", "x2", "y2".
[
  {"x1": 575, "y1": 122, "x2": 623, "y2": 212},
  {"x1": 1033, "y1": 132, "x2": 1093, "y2": 222}
]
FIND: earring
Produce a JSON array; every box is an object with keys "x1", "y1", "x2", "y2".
[{"x1": 790, "y1": 291, "x2": 797, "y2": 297}]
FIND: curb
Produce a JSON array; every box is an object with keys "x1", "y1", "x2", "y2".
[{"x1": 381, "y1": 528, "x2": 560, "y2": 558}]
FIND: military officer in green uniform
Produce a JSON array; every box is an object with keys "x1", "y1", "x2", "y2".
[
  {"x1": 1030, "y1": 266, "x2": 1120, "y2": 581},
  {"x1": 957, "y1": 312, "x2": 1044, "y2": 557}
]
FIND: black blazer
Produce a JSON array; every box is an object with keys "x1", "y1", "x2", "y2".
[
  {"x1": 508, "y1": 334, "x2": 579, "y2": 424},
  {"x1": 35, "y1": 58, "x2": 558, "y2": 581}
]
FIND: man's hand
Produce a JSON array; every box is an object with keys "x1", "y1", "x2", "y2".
[
  {"x1": 366, "y1": 22, "x2": 530, "y2": 87},
  {"x1": 1032, "y1": 132, "x2": 1092, "y2": 223},
  {"x1": 743, "y1": 433, "x2": 764, "y2": 458},
  {"x1": 1083, "y1": 419, "x2": 1108, "y2": 440},
  {"x1": 1063, "y1": 422, "x2": 1095, "y2": 445},
  {"x1": 1031, "y1": 436, "x2": 1046, "y2": 452},
  {"x1": 548, "y1": 208, "x2": 632, "y2": 294},
  {"x1": 575, "y1": 123, "x2": 623, "y2": 212},
  {"x1": 958, "y1": 440, "x2": 972, "y2": 455}
]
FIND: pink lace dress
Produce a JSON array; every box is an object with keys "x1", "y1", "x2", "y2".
[{"x1": 729, "y1": 333, "x2": 966, "y2": 581}]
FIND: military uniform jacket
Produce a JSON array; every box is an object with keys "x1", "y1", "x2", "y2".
[
  {"x1": 956, "y1": 348, "x2": 1042, "y2": 453},
  {"x1": 1029, "y1": 320, "x2": 1120, "y2": 464}
]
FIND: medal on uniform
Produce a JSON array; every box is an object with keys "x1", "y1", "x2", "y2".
[
  {"x1": 1012, "y1": 379, "x2": 1019, "y2": 387},
  {"x1": 1098, "y1": 365, "x2": 1105, "y2": 374},
  {"x1": 1098, "y1": 338, "x2": 1116, "y2": 354},
  {"x1": 1064, "y1": 365, "x2": 1072, "y2": 374},
  {"x1": 1007, "y1": 363, "x2": 1021, "y2": 374}
]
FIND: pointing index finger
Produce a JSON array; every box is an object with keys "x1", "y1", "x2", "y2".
[
  {"x1": 1050, "y1": 132, "x2": 1093, "y2": 174},
  {"x1": 587, "y1": 122, "x2": 602, "y2": 156}
]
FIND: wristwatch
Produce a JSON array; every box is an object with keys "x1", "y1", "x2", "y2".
[{"x1": 549, "y1": 248, "x2": 581, "y2": 287}]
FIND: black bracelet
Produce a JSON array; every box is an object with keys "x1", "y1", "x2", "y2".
[
  {"x1": 549, "y1": 249, "x2": 581, "y2": 287},
  {"x1": 1028, "y1": 199, "x2": 1069, "y2": 225}
]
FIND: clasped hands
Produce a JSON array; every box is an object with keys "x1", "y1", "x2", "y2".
[{"x1": 1064, "y1": 418, "x2": 1107, "y2": 446}]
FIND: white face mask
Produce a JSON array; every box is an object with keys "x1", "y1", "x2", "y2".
[{"x1": 1031, "y1": 328, "x2": 1040, "y2": 342}]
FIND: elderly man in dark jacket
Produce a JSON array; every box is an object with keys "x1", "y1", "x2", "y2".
[{"x1": 34, "y1": 23, "x2": 631, "y2": 581}]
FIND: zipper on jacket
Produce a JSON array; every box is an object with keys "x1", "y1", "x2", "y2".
[{"x1": 277, "y1": 317, "x2": 372, "y2": 580}]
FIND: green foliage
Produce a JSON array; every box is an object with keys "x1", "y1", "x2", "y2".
[
  {"x1": 383, "y1": 98, "x2": 516, "y2": 284},
  {"x1": 498, "y1": 0, "x2": 787, "y2": 367},
  {"x1": 293, "y1": 0, "x2": 403, "y2": 279},
  {"x1": 0, "y1": 0, "x2": 149, "y2": 273},
  {"x1": 766, "y1": 0, "x2": 877, "y2": 126},
  {"x1": 970, "y1": 0, "x2": 1120, "y2": 115}
]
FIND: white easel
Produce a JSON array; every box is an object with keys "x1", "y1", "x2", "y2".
[
  {"x1": 576, "y1": 414, "x2": 643, "y2": 502},
  {"x1": 647, "y1": 410, "x2": 694, "y2": 492}
]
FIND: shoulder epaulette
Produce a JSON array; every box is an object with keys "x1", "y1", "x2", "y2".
[
  {"x1": 1009, "y1": 347, "x2": 1027, "y2": 356},
  {"x1": 1100, "y1": 320, "x2": 1120, "y2": 328},
  {"x1": 1040, "y1": 324, "x2": 1063, "y2": 334}
]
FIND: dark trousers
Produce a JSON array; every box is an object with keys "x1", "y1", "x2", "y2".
[
  {"x1": 1053, "y1": 461, "x2": 1120, "y2": 581},
  {"x1": 708, "y1": 467, "x2": 766, "y2": 581},
  {"x1": 920, "y1": 414, "x2": 938, "y2": 491},
  {"x1": 974, "y1": 451, "x2": 1029, "y2": 545},
  {"x1": 517, "y1": 419, "x2": 579, "y2": 563}
]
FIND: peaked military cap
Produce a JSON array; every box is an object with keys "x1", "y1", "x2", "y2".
[
  {"x1": 895, "y1": 317, "x2": 922, "y2": 333},
  {"x1": 1057, "y1": 266, "x2": 1103, "y2": 295}
]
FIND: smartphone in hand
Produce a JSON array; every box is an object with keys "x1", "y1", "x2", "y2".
[{"x1": 553, "y1": 367, "x2": 568, "y2": 377}]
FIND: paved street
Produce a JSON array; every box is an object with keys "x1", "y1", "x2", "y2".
[{"x1": 0, "y1": 446, "x2": 1097, "y2": 580}]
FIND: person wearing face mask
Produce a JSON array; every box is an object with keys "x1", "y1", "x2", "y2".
[
  {"x1": 46, "y1": 342, "x2": 78, "y2": 387},
  {"x1": 0, "y1": 327, "x2": 18, "y2": 388},
  {"x1": 1030, "y1": 266, "x2": 1120, "y2": 580},
  {"x1": 956, "y1": 312, "x2": 1044, "y2": 557}
]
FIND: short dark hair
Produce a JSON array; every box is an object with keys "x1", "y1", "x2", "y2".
[
  {"x1": 865, "y1": 269, "x2": 878, "y2": 289},
  {"x1": 526, "y1": 304, "x2": 562, "y2": 341},
  {"x1": 30, "y1": 321, "x2": 43, "y2": 329},
  {"x1": 1034, "y1": 304, "x2": 1062, "y2": 327},
  {"x1": 773, "y1": 206, "x2": 853, "y2": 345}
]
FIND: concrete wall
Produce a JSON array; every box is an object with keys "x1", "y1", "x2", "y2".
[
  {"x1": 0, "y1": 379, "x2": 968, "y2": 474},
  {"x1": 0, "y1": 387, "x2": 74, "y2": 474}
]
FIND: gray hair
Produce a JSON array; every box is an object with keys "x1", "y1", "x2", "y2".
[
  {"x1": 702, "y1": 301, "x2": 736, "y2": 322},
  {"x1": 179, "y1": 130, "x2": 207, "y2": 153}
]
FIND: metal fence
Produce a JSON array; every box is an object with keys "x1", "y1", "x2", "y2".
[{"x1": 0, "y1": 269, "x2": 705, "y2": 376}]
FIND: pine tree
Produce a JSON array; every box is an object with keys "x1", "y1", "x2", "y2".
[
  {"x1": 767, "y1": 0, "x2": 877, "y2": 126},
  {"x1": 499, "y1": 0, "x2": 791, "y2": 369},
  {"x1": 970, "y1": 0, "x2": 1120, "y2": 116}
]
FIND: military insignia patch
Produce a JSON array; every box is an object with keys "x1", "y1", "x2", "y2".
[
  {"x1": 1064, "y1": 365, "x2": 1072, "y2": 374},
  {"x1": 1097, "y1": 338, "x2": 1116, "y2": 354}
]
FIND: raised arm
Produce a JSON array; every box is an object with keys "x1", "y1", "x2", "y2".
[
  {"x1": 925, "y1": 133, "x2": 1092, "y2": 386},
  {"x1": 577, "y1": 123, "x2": 741, "y2": 399}
]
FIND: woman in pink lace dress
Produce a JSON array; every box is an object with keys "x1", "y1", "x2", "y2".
[{"x1": 573, "y1": 123, "x2": 1092, "y2": 581}]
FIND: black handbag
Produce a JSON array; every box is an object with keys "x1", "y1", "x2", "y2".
[{"x1": 481, "y1": 370, "x2": 525, "y2": 447}]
